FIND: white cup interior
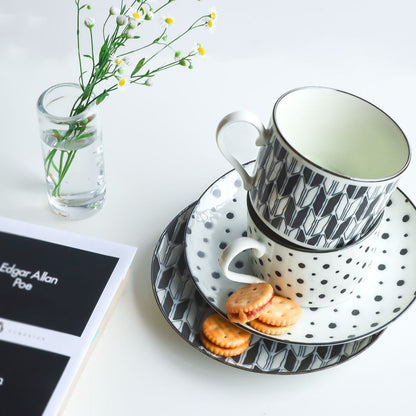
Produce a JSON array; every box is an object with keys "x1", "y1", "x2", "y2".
[{"x1": 273, "y1": 87, "x2": 410, "y2": 180}]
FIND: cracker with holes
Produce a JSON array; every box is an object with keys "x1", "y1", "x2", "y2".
[
  {"x1": 249, "y1": 296, "x2": 302, "y2": 335},
  {"x1": 225, "y1": 282, "x2": 274, "y2": 324},
  {"x1": 201, "y1": 313, "x2": 251, "y2": 357}
]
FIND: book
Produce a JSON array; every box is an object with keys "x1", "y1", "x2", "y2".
[{"x1": 0, "y1": 218, "x2": 136, "y2": 416}]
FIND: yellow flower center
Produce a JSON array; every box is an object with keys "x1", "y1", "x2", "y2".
[
  {"x1": 165, "y1": 17, "x2": 174, "y2": 24},
  {"x1": 115, "y1": 59, "x2": 123, "y2": 66},
  {"x1": 133, "y1": 12, "x2": 140, "y2": 19},
  {"x1": 207, "y1": 19, "x2": 213, "y2": 28},
  {"x1": 197, "y1": 46, "x2": 205, "y2": 56},
  {"x1": 210, "y1": 12, "x2": 216, "y2": 20},
  {"x1": 119, "y1": 78, "x2": 126, "y2": 86}
]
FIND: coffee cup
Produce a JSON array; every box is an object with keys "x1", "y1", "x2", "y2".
[
  {"x1": 219, "y1": 195, "x2": 383, "y2": 308},
  {"x1": 216, "y1": 86, "x2": 410, "y2": 250}
]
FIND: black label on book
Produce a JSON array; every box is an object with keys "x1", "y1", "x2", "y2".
[
  {"x1": 0, "y1": 232, "x2": 119, "y2": 336},
  {"x1": 0, "y1": 340, "x2": 69, "y2": 416}
]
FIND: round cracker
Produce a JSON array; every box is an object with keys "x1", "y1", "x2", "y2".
[
  {"x1": 225, "y1": 283, "x2": 274, "y2": 323},
  {"x1": 200, "y1": 333, "x2": 250, "y2": 357},
  {"x1": 257, "y1": 296, "x2": 302, "y2": 327},
  {"x1": 202, "y1": 314, "x2": 251, "y2": 348},
  {"x1": 249, "y1": 319, "x2": 295, "y2": 335}
]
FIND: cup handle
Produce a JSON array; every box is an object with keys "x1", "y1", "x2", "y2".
[
  {"x1": 216, "y1": 111, "x2": 269, "y2": 191},
  {"x1": 219, "y1": 237, "x2": 266, "y2": 284}
]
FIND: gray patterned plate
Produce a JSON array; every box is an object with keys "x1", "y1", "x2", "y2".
[
  {"x1": 185, "y1": 162, "x2": 416, "y2": 345},
  {"x1": 151, "y1": 204, "x2": 384, "y2": 374}
]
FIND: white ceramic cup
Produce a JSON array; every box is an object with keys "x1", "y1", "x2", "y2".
[
  {"x1": 219, "y1": 196, "x2": 383, "y2": 308},
  {"x1": 216, "y1": 86, "x2": 410, "y2": 250}
]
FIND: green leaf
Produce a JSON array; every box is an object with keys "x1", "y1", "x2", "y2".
[
  {"x1": 131, "y1": 58, "x2": 145, "y2": 76},
  {"x1": 96, "y1": 91, "x2": 109, "y2": 105},
  {"x1": 98, "y1": 37, "x2": 110, "y2": 65},
  {"x1": 83, "y1": 54, "x2": 93, "y2": 60}
]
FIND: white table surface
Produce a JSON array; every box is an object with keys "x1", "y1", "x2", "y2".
[{"x1": 1, "y1": 1, "x2": 416, "y2": 415}]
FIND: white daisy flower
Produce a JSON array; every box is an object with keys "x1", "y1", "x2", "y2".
[{"x1": 160, "y1": 15, "x2": 175, "y2": 28}]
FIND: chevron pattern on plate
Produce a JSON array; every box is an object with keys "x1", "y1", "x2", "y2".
[
  {"x1": 151, "y1": 204, "x2": 383, "y2": 374},
  {"x1": 249, "y1": 135, "x2": 397, "y2": 249}
]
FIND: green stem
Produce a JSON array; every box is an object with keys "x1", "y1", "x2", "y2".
[{"x1": 75, "y1": 0, "x2": 84, "y2": 88}]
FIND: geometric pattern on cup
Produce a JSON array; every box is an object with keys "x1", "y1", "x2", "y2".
[{"x1": 249, "y1": 135, "x2": 397, "y2": 249}]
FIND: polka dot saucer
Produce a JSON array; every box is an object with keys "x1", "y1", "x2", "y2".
[{"x1": 185, "y1": 162, "x2": 416, "y2": 345}]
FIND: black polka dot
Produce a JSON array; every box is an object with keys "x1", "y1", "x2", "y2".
[
  {"x1": 226, "y1": 212, "x2": 234, "y2": 219},
  {"x1": 275, "y1": 285, "x2": 282, "y2": 291},
  {"x1": 275, "y1": 271, "x2": 282, "y2": 277},
  {"x1": 374, "y1": 295, "x2": 382, "y2": 301},
  {"x1": 371, "y1": 323, "x2": 379, "y2": 327},
  {"x1": 397, "y1": 280, "x2": 405, "y2": 286},
  {"x1": 203, "y1": 238, "x2": 209, "y2": 243},
  {"x1": 219, "y1": 242, "x2": 227, "y2": 249},
  {"x1": 211, "y1": 286, "x2": 217, "y2": 291},
  {"x1": 225, "y1": 228, "x2": 230, "y2": 233},
  {"x1": 378, "y1": 264, "x2": 386, "y2": 270},
  {"x1": 276, "y1": 255, "x2": 282, "y2": 261},
  {"x1": 318, "y1": 294, "x2": 326, "y2": 299},
  {"x1": 346, "y1": 258, "x2": 352, "y2": 264},
  {"x1": 258, "y1": 259, "x2": 264, "y2": 266},
  {"x1": 298, "y1": 263, "x2": 306, "y2": 268},
  {"x1": 242, "y1": 231, "x2": 247, "y2": 237},
  {"x1": 393, "y1": 307, "x2": 401, "y2": 313},
  {"x1": 400, "y1": 248, "x2": 408, "y2": 255},
  {"x1": 403, "y1": 215, "x2": 410, "y2": 222},
  {"x1": 211, "y1": 272, "x2": 220, "y2": 279},
  {"x1": 323, "y1": 264, "x2": 330, "y2": 269},
  {"x1": 197, "y1": 251, "x2": 205, "y2": 258},
  {"x1": 381, "y1": 233, "x2": 390, "y2": 239},
  {"x1": 352, "y1": 309, "x2": 360, "y2": 316},
  {"x1": 232, "y1": 198, "x2": 237, "y2": 202},
  {"x1": 297, "y1": 279, "x2": 304, "y2": 284},
  {"x1": 235, "y1": 261, "x2": 244, "y2": 269},
  {"x1": 204, "y1": 222, "x2": 213, "y2": 229},
  {"x1": 343, "y1": 274, "x2": 350, "y2": 280},
  {"x1": 328, "y1": 323, "x2": 337, "y2": 329},
  {"x1": 305, "y1": 334, "x2": 313, "y2": 338},
  {"x1": 321, "y1": 280, "x2": 328, "y2": 285},
  {"x1": 309, "y1": 308, "x2": 318, "y2": 312},
  {"x1": 296, "y1": 293, "x2": 303, "y2": 298}
]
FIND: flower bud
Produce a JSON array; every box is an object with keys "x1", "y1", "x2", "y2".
[
  {"x1": 84, "y1": 17, "x2": 95, "y2": 28},
  {"x1": 116, "y1": 15, "x2": 127, "y2": 26},
  {"x1": 110, "y1": 6, "x2": 120, "y2": 15},
  {"x1": 128, "y1": 18, "x2": 138, "y2": 28}
]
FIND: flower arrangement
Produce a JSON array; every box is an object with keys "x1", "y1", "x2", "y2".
[{"x1": 43, "y1": 0, "x2": 215, "y2": 198}]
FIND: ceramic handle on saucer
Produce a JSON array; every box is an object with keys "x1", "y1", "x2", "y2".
[
  {"x1": 216, "y1": 111, "x2": 269, "y2": 191},
  {"x1": 219, "y1": 237, "x2": 266, "y2": 284}
]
